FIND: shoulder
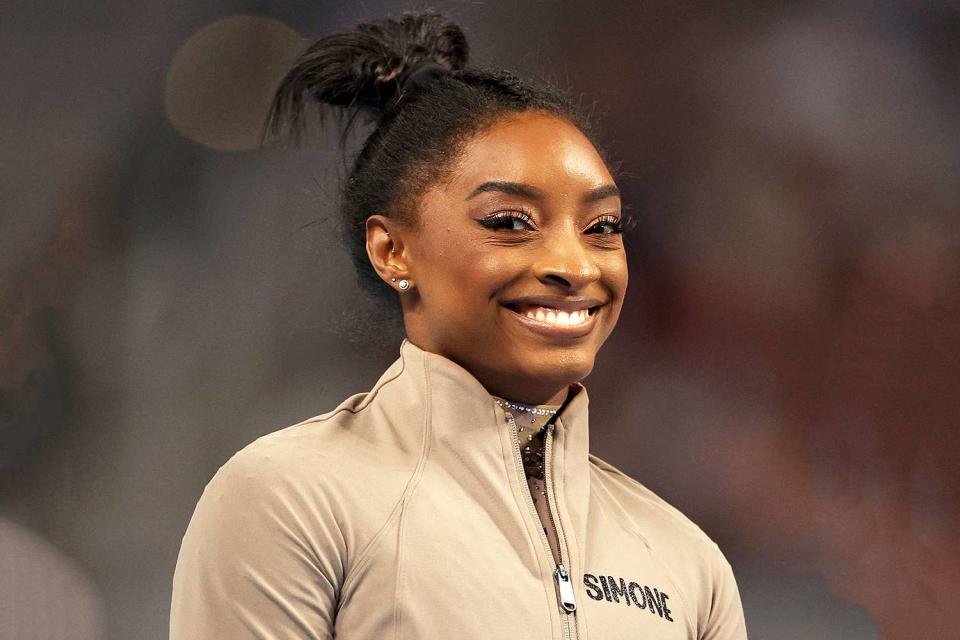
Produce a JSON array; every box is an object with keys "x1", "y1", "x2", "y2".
[
  {"x1": 588, "y1": 453, "x2": 724, "y2": 561},
  {"x1": 187, "y1": 382, "x2": 418, "y2": 559},
  {"x1": 221, "y1": 353, "x2": 413, "y2": 485},
  {"x1": 209, "y1": 392, "x2": 368, "y2": 489},
  {"x1": 191, "y1": 407, "x2": 360, "y2": 534},
  {"x1": 215, "y1": 377, "x2": 406, "y2": 490}
]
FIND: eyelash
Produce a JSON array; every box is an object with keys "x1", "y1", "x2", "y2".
[
  {"x1": 590, "y1": 214, "x2": 624, "y2": 235},
  {"x1": 478, "y1": 211, "x2": 624, "y2": 235},
  {"x1": 478, "y1": 210, "x2": 536, "y2": 232}
]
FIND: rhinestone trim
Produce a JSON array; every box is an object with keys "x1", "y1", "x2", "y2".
[{"x1": 494, "y1": 399, "x2": 558, "y2": 416}]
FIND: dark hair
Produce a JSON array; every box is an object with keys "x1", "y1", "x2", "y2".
[{"x1": 263, "y1": 11, "x2": 598, "y2": 300}]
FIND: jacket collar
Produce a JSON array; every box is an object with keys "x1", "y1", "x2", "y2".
[
  {"x1": 395, "y1": 337, "x2": 590, "y2": 449},
  {"x1": 388, "y1": 338, "x2": 592, "y2": 574}
]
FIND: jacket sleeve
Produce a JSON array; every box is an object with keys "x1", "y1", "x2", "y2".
[
  {"x1": 700, "y1": 547, "x2": 748, "y2": 640},
  {"x1": 170, "y1": 446, "x2": 345, "y2": 639}
]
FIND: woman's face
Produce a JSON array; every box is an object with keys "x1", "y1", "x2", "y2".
[{"x1": 379, "y1": 111, "x2": 628, "y2": 404}]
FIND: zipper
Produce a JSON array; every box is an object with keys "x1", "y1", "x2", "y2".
[
  {"x1": 506, "y1": 412, "x2": 578, "y2": 640},
  {"x1": 545, "y1": 422, "x2": 577, "y2": 640}
]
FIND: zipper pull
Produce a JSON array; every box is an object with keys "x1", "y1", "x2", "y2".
[{"x1": 554, "y1": 564, "x2": 577, "y2": 613}]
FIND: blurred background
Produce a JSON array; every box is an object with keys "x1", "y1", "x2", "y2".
[{"x1": 2, "y1": 1, "x2": 958, "y2": 638}]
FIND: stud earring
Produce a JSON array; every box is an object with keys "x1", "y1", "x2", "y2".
[{"x1": 398, "y1": 279, "x2": 410, "y2": 291}]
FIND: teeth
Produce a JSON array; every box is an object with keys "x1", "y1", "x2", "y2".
[{"x1": 522, "y1": 306, "x2": 591, "y2": 326}]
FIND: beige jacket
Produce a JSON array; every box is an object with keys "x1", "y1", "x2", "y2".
[{"x1": 170, "y1": 339, "x2": 748, "y2": 639}]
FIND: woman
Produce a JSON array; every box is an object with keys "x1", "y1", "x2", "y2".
[{"x1": 170, "y1": 12, "x2": 748, "y2": 640}]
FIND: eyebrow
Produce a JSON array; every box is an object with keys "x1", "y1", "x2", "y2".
[
  {"x1": 466, "y1": 181, "x2": 544, "y2": 201},
  {"x1": 466, "y1": 181, "x2": 621, "y2": 203},
  {"x1": 582, "y1": 184, "x2": 621, "y2": 203}
]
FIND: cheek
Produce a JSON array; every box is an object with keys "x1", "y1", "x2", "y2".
[
  {"x1": 603, "y1": 252, "x2": 629, "y2": 298},
  {"x1": 472, "y1": 250, "x2": 517, "y2": 283},
  {"x1": 419, "y1": 238, "x2": 511, "y2": 309}
]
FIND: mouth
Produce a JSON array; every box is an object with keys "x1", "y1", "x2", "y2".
[{"x1": 500, "y1": 298, "x2": 604, "y2": 338}]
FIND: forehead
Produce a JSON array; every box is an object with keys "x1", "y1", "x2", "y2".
[{"x1": 444, "y1": 111, "x2": 614, "y2": 197}]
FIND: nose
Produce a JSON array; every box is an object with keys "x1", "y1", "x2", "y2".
[{"x1": 533, "y1": 226, "x2": 601, "y2": 290}]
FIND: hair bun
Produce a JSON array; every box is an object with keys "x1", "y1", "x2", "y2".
[
  {"x1": 358, "y1": 12, "x2": 468, "y2": 84},
  {"x1": 265, "y1": 12, "x2": 469, "y2": 141}
]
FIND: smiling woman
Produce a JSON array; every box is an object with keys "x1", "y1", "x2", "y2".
[
  {"x1": 376, "y1": 111, "x2": 628, "y2": 405},
  {"x1": 170, "y1": 11, "x2": 748, "y2": 640}
]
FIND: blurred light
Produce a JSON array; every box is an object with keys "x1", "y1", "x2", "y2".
[{"x1": 164, "y1": 15, "x2": 305, "y2": 152}]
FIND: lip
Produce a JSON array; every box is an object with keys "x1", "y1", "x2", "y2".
[{"x1": 500, "y1": 297, "x2": 605, "y2": 339}]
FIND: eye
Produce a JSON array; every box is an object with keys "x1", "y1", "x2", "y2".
[
  {"x1": 478, "y1": 210, "x2": 536, "y2": 232},
  {"x1": 587, "y1": 215, "x2": 623, "y2": 235}
]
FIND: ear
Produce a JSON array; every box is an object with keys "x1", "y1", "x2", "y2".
[{"x1": 365, "y1": 214, "x2": 411, "y2": 289}]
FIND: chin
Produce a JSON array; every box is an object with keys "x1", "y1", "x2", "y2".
[{"x1": 517, "y1": 345, "x2": 597, "y2": 385}]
